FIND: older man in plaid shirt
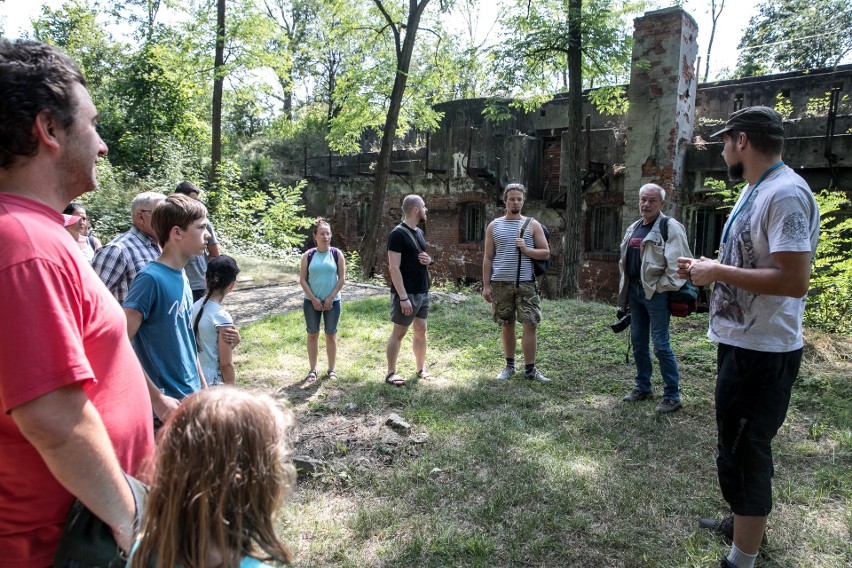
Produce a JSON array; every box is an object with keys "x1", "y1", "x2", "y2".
[{"x1": 92, "y1": 192, "x2": 164, "y2": 303}]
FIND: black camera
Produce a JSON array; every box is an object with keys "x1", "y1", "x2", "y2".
[{"x1": 610, "y1": 309, "x2": 631, "y2": 333}]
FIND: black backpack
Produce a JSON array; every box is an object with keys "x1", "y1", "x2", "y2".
[{"x1": 518, "y1": 217, "x2": 551, "y2": 277}]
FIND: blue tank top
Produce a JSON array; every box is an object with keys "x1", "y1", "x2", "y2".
[{"x1": 304, "y1": 249, "x2": 340, "y2": 301}]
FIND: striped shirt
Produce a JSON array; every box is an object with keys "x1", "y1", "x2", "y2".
[
  {"x1": 490, "y1": 217, "x2": 535, "y2": 283},
  {"x1": 91, "y1": 226, "x2": 161, "y2": 304}
]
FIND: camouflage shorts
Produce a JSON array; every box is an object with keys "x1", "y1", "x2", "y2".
[{"x1": 491, "y1": 281, "x2": 541, "y2": 326}]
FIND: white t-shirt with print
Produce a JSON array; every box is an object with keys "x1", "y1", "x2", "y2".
[{"x1": 709, "y1": 166, "x2": 819, "y2": 352}]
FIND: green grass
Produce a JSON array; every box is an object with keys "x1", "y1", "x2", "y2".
[{"x1": 233, "y1": 293, "x2": 852, "y2": 567}]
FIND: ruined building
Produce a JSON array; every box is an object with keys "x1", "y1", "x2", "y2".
[{"x1": 298, "y1": 7, "x2": 851, "y2": 301}]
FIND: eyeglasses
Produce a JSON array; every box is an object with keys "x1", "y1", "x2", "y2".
[{"x1": 505, "y1": 183, "x2": 525, "y2": 190}]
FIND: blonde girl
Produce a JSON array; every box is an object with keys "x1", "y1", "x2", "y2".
[{"x1": 128, "y1": 387, "x2": 296, "y2": 567}]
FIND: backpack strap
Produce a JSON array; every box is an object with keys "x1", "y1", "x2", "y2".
[
  {"x1": 516, "y1": 217, "x2": 533, "y2": 287},
  {"x1": 307, "y1": 246, "x2": 341, "y2": 278},
  {"x1": 397, "y1": 223, "x2": 424, "y2": 253},
  {"x1": 306, "y1": 247, "x2": 317, "y2": 278},
  {"x1": 396, "y1": 224, "x2": 430, "y2": 282},
  {"x1": 659, "y1": 214, "x2": 669, "y2": 242}
]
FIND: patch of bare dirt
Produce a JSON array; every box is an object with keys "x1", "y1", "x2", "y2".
[
  {"x1": 228, "y1": 281, "x2": 460, "y2": 476},
  {"x1": 270, "y1": 382, "x2": 430, "y2": 480}
]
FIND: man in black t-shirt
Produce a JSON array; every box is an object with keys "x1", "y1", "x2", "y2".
[{"x1": 384, "y1": 194, "x2": 433, "y2": 386}]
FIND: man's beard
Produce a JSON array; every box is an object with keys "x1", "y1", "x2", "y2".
[
  {"x1": 727, "y1": 161, "x2": 744, "y2": 182},
  {"x1": 510, "y1": 207, "x2": 521, "y2": 215}
]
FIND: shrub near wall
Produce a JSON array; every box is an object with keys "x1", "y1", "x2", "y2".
[
  {"x1": 805, "y1": 190, "x2": 852, "y2": 335},
  {"x1": 206, "y1": 161, "x2": 313, "y2": 261}
]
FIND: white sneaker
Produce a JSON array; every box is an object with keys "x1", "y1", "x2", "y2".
[
  {"x1": 496, "y1": 366, "x2": 515, "y2": 381},
  {"x1": 525, "y1": 369, "x2": 551, "y2": 383}
]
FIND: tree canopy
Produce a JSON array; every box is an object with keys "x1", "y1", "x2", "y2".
[{"x1": 736, "y1": 0, "x2": 852, "y2": 76}]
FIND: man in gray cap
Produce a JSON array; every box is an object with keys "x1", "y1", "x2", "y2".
[{"x1": 678, "y1": 106, "x2": 819, "y2": 568}]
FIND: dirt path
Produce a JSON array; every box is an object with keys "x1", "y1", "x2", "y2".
[{"x1": 227, "y1": 276, "x2": 388, "y2": 325}]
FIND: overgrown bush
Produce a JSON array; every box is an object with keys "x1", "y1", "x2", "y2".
[
  {"x1": 77, "y1": 161, "x2": 153, "y2": 242},
  {"x1": 206, "y1": 160, "x2": 313, "y2": 261},
  {"x1": 804, "y1": 190, "x2": 852, "y2": 335}
]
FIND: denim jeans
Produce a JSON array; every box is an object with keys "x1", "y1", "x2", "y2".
[{"x1": 628, "y1": 282, "x2": 681, "y2": 400}]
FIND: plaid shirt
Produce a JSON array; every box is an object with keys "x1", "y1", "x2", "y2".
[{"x1": 92, "y1": 226, "x2": 161, "y2": 304}]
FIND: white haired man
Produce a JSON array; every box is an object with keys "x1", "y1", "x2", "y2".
[
  {"x1": 92, "y1": 191, "x2": 165, "y2": 303},
  {"x1": 617, "y1": 183, "x2": 692, "y2": 413}
]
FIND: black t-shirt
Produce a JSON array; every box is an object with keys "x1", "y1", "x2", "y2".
[
  {"x1": 387, "y1": 224, "x2": 430, "y2": 295},
  {"x1": 625, "y1": 221, "x2": 653, "y2": 280}
]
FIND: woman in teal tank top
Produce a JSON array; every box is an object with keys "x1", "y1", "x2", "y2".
[{"x1": 299, "y1": 218, "x2": 347, "y2": 382}]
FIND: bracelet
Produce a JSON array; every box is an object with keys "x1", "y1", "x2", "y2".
[{"x1": 399, "y1": 297, "x2": 409, "y2": 302}]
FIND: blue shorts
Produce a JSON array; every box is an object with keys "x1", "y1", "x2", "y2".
[{"x1": 303, "y1": 299, "x2": 341, "y2": 335}]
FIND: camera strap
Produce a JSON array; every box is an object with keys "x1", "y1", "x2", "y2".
[
  {"x1": 624, "y1": 333, "x2": 631, "y2": 364},
  {"x1": 516, "y1": 217, "x2": 533, "y2": 287}
]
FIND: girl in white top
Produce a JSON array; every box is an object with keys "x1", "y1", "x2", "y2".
[
  {"x1": 299, "y1": 218, "x2": 346, "y2": 382},
  {"x1": 191, "y1": 255, "x2": 240, "y2": 385},
  {"x1": 63, "y1": 203, "x2": 101, "y2": 263}
]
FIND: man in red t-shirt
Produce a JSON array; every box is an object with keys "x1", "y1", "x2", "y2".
[{"x1": 0, "y1": 40, "x2": 154, "y2": 567}]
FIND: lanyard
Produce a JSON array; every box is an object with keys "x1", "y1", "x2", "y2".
[{"x1": 721, "y1": 161, "x2": 784, "y2": 245}]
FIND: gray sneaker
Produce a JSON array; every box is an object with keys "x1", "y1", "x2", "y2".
[
  {"x1": 699, "y1": 514, "x2": 768, "y2": 545},
  {"x1": 655, "y1": 399, "x2": 682, "y2": 413},
  {"x1": 496, "y1": 366, "x2": 515, "y2": 381},
  {"x1": 525, "y1": 368, "x2": 551, "y2": 383},
  {"x1": 623, "y1": 388, "x2": 653, "y2": 402}
]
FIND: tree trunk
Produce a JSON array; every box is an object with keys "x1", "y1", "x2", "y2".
[
  {"x1": 358, "y1": 0, "x2": 431, "y2": 278},
  {"x1": 211, "y1": 0, "x2": 226, "y2": 181},
  {"x1": 703, "y1": 0, "x2": 724, "y2": 83},
  {"x1": 561, "y1": 0, "x2": 583, "y2": 298}
]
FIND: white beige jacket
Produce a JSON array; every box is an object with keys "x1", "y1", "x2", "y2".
[{"x1": 617, "y1": 214, "x2": 692, "y2": 309}]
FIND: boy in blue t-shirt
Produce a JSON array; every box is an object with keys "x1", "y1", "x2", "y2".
[{"x1": 124, "y1": 194, "x2": 213, "y2": 422}]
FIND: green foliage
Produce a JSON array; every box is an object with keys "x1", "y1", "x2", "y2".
[
  {"x1": 490, "y1": 0, "x2": 642, "y2": 99},
  {"x1": 76, "y1": 161, "x2": 148, "y2": 242},
  {"x1": 206, "y1": 161, "x2": 313, "y2": 259},
  {"x1": 704, "y1": 177, "x2": 744, "y2": 214},
  {"x1": 774, "y1": 92, "x2": 793, "y2": 120},
  {"x1": 588, "y1": 85, "x2": 628, "y2": 116},
  {"x1": 736, "y1": 0, "x2": 852, "y2": 75},
  {"x1": 804, "y1": 191, "x2": 852, "y2": 335},
  {"x1": 804, "y1": 92, "x2": 851, "y2": 118}
]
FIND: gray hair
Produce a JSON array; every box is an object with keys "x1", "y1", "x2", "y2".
[
  {"x1": 639, "y1": 183, "x2": 666, "y2": 202},
  {"x1": 130, "y1": 192, "x2": 166, "y2": 218}
]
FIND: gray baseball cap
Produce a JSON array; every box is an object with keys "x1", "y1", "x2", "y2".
[{"x1": 711, "y1": 106, "x2": 785, "y2": 138}]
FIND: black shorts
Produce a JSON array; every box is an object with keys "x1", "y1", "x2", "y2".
[{"x1": 715, "y1": 343, "x2": 802, "y2": 516}]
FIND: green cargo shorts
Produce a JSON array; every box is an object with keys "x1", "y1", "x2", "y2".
[{"x1": 491, "y1": 281, "x2": 541, "y2": 326}]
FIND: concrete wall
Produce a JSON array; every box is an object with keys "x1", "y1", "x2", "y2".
[{"x1": 622, "y1": 7, "x2": 698, "y2": 221}]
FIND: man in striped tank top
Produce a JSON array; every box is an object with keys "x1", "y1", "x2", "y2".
[{"x1": 482, "y1": 184, "x2": 551, "y2": 383}]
